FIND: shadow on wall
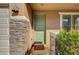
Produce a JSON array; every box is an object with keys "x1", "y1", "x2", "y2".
[
  {"x1": 12, "y1": 12, "x2": 19, "y2": 16},
  {"x1": 25, "y1": 44, "x2": 34, "y2": 55}
]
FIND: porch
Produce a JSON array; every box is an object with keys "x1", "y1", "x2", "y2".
[
  {"x1": 29, "y1": 3, "x2": 79, "y2": 55},
  {"x1": 0, "y1": 3, "x2": 79, "y2": 55}
]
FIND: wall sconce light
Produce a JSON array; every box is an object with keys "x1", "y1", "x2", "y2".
[{"x1": 12, "y1": 5, "x2": 19, "y2": 13}]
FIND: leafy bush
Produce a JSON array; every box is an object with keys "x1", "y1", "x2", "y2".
[{"x1": 56, "y1": 30, "x2": 79, "y2": 55}]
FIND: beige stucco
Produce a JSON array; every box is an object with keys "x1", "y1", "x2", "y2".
[
  {"x1": 10, "y1": 4, "x2": 32, "y2": 19},
  {"x1": 33, "y1": 11, "x2": 60, "y2": 29},
  {"x1": 10, "y1": 3, "x2": 25, "y2": 16}
]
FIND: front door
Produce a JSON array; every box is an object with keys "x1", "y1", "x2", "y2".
[{"x1": 34, "y1": 14, "x2": 46, "y2": 44}]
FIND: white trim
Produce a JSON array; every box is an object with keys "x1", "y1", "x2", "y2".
[
  {"x1": 59, "y1": 12, "x2": 79, "y2": 15},
  {"x1": 59, "y1": 12, "x2": 79, "y2": 30},
  {"x1": 71, "y1": 15, "x2": 73, "y2": 30},
  {"x1": 60, "y1": 14, "x2": 63, "y2": 30}
]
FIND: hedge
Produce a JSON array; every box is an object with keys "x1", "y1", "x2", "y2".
[{"x1": 56, "y1": 30, "x2": 79, "y2": 55}]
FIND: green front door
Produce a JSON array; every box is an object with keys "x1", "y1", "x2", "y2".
[{"x1": 34, "y1": 14, "x2": 46, "y2": 44}]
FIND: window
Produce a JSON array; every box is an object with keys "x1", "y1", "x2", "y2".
[
  {"x1": 63, "y1": 15, "x2": 71, "y2": 30},
  {"x1": 59, "y1": 12, "x2": 79, "y2": 31},
  {"x1": 73, "y1": 15, "x2": 79, "y2": 29}
]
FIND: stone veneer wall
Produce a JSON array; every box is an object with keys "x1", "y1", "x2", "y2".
[
  {"x1": 10, "y1": 16, "x2": 30, "y2": 55},
  {"x1": 50, "y1": 32, "x2": 57, "y2": 55}
]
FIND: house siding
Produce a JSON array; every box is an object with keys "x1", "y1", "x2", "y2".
[{"x1": 0, "y1": 5, "x2": 9, "y2": 55}]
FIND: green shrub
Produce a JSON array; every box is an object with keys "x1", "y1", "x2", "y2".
[{"x1": 56, "y1": 30, "x2": 79, "y2": 55}]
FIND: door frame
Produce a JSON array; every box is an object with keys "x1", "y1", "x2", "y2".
[{"x1": 33, "y1": 14, "x2": 46, "y2": 44}]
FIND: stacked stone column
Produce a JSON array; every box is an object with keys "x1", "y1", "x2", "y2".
[{"x1": 10, "y1": 17, "x2": 30, "y2": 55}]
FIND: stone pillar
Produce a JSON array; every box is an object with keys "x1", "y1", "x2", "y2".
[
  {"x1": 50, "y1": 32, "x2": 56, "y2": 55},
  {"x1": 10, "y1": 16, "x2": 30, "y2": 55}
]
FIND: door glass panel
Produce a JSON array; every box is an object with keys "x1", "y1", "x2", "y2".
[
  {"x1": 35, "y1": 31, "x2": 44, "y2": 43},
  {"x1": 36, "y1": 18, "x2": 44, "y2": 31}
]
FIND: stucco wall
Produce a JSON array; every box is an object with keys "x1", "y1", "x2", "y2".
[
  {"x1": 46, "y1": 12, "x2": 60, "y2": 29},
  {"x1": 10, "y1": 3, "x2": 32, "y2": 21},
  {"x1": 25, "y1": 4, "x2": 33, "y2": 23},
  {"x1": 33, "y1": 11, "x2": 60, "y2": 29},
  {"x1": 10, "y1": 3, "x2": 25, "y2": 16}
]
